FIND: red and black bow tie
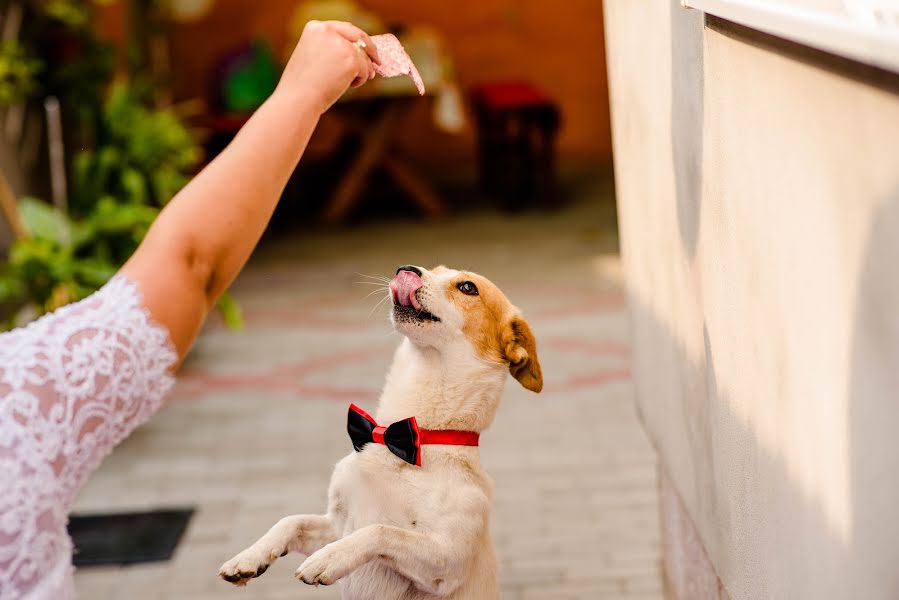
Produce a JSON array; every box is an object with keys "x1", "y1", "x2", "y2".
[{"x1": 347, "y1": 404, "x2": 480, "y2": 467}]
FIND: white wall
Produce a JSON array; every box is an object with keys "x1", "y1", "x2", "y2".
[{"x1": 604, "y1": 2, "x2": 899, "y2": 598}]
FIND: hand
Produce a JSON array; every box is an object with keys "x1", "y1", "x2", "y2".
[{"x1": 277, "y1": 20, "x2": 380, "y2": 115}]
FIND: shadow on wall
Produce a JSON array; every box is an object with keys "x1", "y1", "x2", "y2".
[
  {"x1": 847, "y1": 187, "x2": 899, "y2": 596},
  {"x1": 631, "y1": 190, "x2": 899, "y2": 599},
  {"x1": 627, "y1": 296, "x2": 843, "y2": 598},
  {"x1": 670, "y1": 0, "x2": 704, "y2": 259}
]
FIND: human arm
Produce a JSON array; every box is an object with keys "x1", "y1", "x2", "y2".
[{"x1": 120, "y1": 20, "x2": 379, "y2": 362}]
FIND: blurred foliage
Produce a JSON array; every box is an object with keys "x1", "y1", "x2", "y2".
[
  {"x1": 0, "y1": 196, "x2": 156, "y2": 319},
  {"x1": 70, "y1": 83, "x2": 201, "y2": 216},
  {"x1": 39, "y1": 0, "x2": 119, "y2": 29},
  {"x1": 1, "y1": 0, "x2": 243, "y2": 330},
  {"x1": 0, "y1": 40, "x2": 43, "y2": 106},
  {"x1": 29, "y1": 1, "x2": 117, "y2": 137},
  {"x1": 42, "y1": 0, "x2": 93, "y2": 28},
  {"x1": 215, "y1": 289, "x2": 244, "y2": 330},
  {"x1": 0, "y1": 196, "x2": 242, "y2": 330},
  {"x1": 46, "y1": 35, "x2": 115, "y2": 126}
]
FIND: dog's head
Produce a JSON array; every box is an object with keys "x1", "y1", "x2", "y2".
[{"x1": 389, "y1": 265, "x2": 542, "y2": 393}]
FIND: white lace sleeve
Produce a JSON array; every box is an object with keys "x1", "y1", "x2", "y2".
[{"x1": 0, "y1": 276, "x2": 177, "y2": 599}]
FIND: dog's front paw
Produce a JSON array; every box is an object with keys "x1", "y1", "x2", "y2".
[
  {"x1": 219, "y1": 546, "x2": 282, "y2": 586},
  {"x1": 295, "y1": 544, "x2": 351, "y2": 586}
]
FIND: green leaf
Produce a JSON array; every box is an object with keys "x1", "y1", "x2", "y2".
[
  {"x1": 0, "y1": 41, "x2": 42, "y2": 106},
  {"x1": 18, "y1": 197, "x2": 73, "y2": 246},
  {"x1": 88, "y1": 196, "x2": 158, "y2": 234},
  {"x1": 120, "y1": 167, "x2": 147, "y2": 204},
  {"x1": 96, "y1": 145, "x2": 121, "y2": 188},
  {"x1": 216, "y1": 291, "x2": 245, "y2": 331},
  {"x1": 151, "y1": 167, "x2": 188, "y2": 204},
  {"x1": 7, "y1": 236, "x2": 73, "y2": 308},
  {"x1": 70, "y1": 217, "x2": 96, "y2": 248},
  {"x1": 70, "y1": 150, "x2": 94, "y2": 204},
  {"x1": 0, "y1": 271, "x2": 26, "y2": 304},
  {"x1": 43, "y1": 0, "x2": 91, "y2": 28},
  {"x1": 72, "y1": 257, "x2": 116, "y2": 288}
]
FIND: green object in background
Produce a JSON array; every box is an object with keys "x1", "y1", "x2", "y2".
[
  {"x1": 0, "y1": 3, "x2": 248, "y2": 331},
  {"x1": 221, "y1": 40, "x2": 280, "y2": 113},
  {"x1": 71, "y1": 83, "x2": 202, "y2": 216},
  {"x1": 216, "y1": 291, "x2": 244, "y2": 331}
]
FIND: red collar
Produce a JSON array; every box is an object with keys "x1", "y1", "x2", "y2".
[{"x1": 418, "y1": 428, "x2": 480, "y2": 446}]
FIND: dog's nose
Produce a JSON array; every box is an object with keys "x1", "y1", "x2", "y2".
[{"x1": 396, "y1": 265, "x2": 422, "y2": 277}]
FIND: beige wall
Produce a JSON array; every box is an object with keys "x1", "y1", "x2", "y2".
[{"x1": 604, "y1": 2, "x2": 899, "y2": 599}]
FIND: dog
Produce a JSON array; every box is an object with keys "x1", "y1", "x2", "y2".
[{"x1": 219, "y1": 265, "x2": 542, "y2": 599}]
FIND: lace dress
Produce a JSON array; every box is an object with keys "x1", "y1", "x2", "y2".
[{"x1": 0, "y1": 276, "x2": 177, "y2": 599}]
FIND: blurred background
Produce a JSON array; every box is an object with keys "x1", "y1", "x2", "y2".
[{"x1": 0, "y1": 1, "x2": 662, "y2": 599}]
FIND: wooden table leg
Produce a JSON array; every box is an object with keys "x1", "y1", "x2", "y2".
[
  {"x1": 381, "y1": 155, "x2": 447, "y2": 219},
  {"x1": 321, "y1": 104, "x2": 402, "y2": 225}
]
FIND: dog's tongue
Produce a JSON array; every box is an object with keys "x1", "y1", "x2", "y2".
[{"x1": 390, "y1": 271, "x2": 422, "y2": 309}]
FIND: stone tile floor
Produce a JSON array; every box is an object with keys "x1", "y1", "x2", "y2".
[{"x1": 72, "y1": 189, "x2": 662, "y2": 599}]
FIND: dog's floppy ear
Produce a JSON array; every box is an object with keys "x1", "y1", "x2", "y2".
[{"x1": 502, "y1": 315, "x2": 543, "y2": 393}]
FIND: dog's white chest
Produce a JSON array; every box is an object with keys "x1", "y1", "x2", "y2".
[{"x1": 340, "y1": 447, "x2": 430, "y2": 533}]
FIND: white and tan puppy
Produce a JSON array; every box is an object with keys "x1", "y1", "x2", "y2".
[{"x1": 219, "y1": 265, "x2": 542, "y2": 599}]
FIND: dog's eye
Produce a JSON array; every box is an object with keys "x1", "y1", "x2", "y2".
[{"x1": 457, "y1": 281, "x2": 478, "y2": 296}]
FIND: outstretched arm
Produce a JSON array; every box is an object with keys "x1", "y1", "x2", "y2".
[{"x1": 120, "y1": 20, "x2": 379, "y2": 362}]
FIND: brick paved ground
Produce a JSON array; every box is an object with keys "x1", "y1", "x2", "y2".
[{"x1": 72, "y1": 187, "x2": 662, "y2": 599}]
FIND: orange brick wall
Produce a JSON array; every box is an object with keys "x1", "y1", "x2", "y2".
[{"x1": 99, "y1": 1, "x2": 611, "y2": 168}]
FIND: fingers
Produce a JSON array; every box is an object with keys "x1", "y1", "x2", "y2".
[
  {"x1": 329, "y1": 21, "x2": 380, "y2": 65},
  {"x1": 350, "y1": 43, "x2": 373, "y2": 88},
  {"x1": 299, "y1": 19, "x2": 377, "y2": 91}
]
